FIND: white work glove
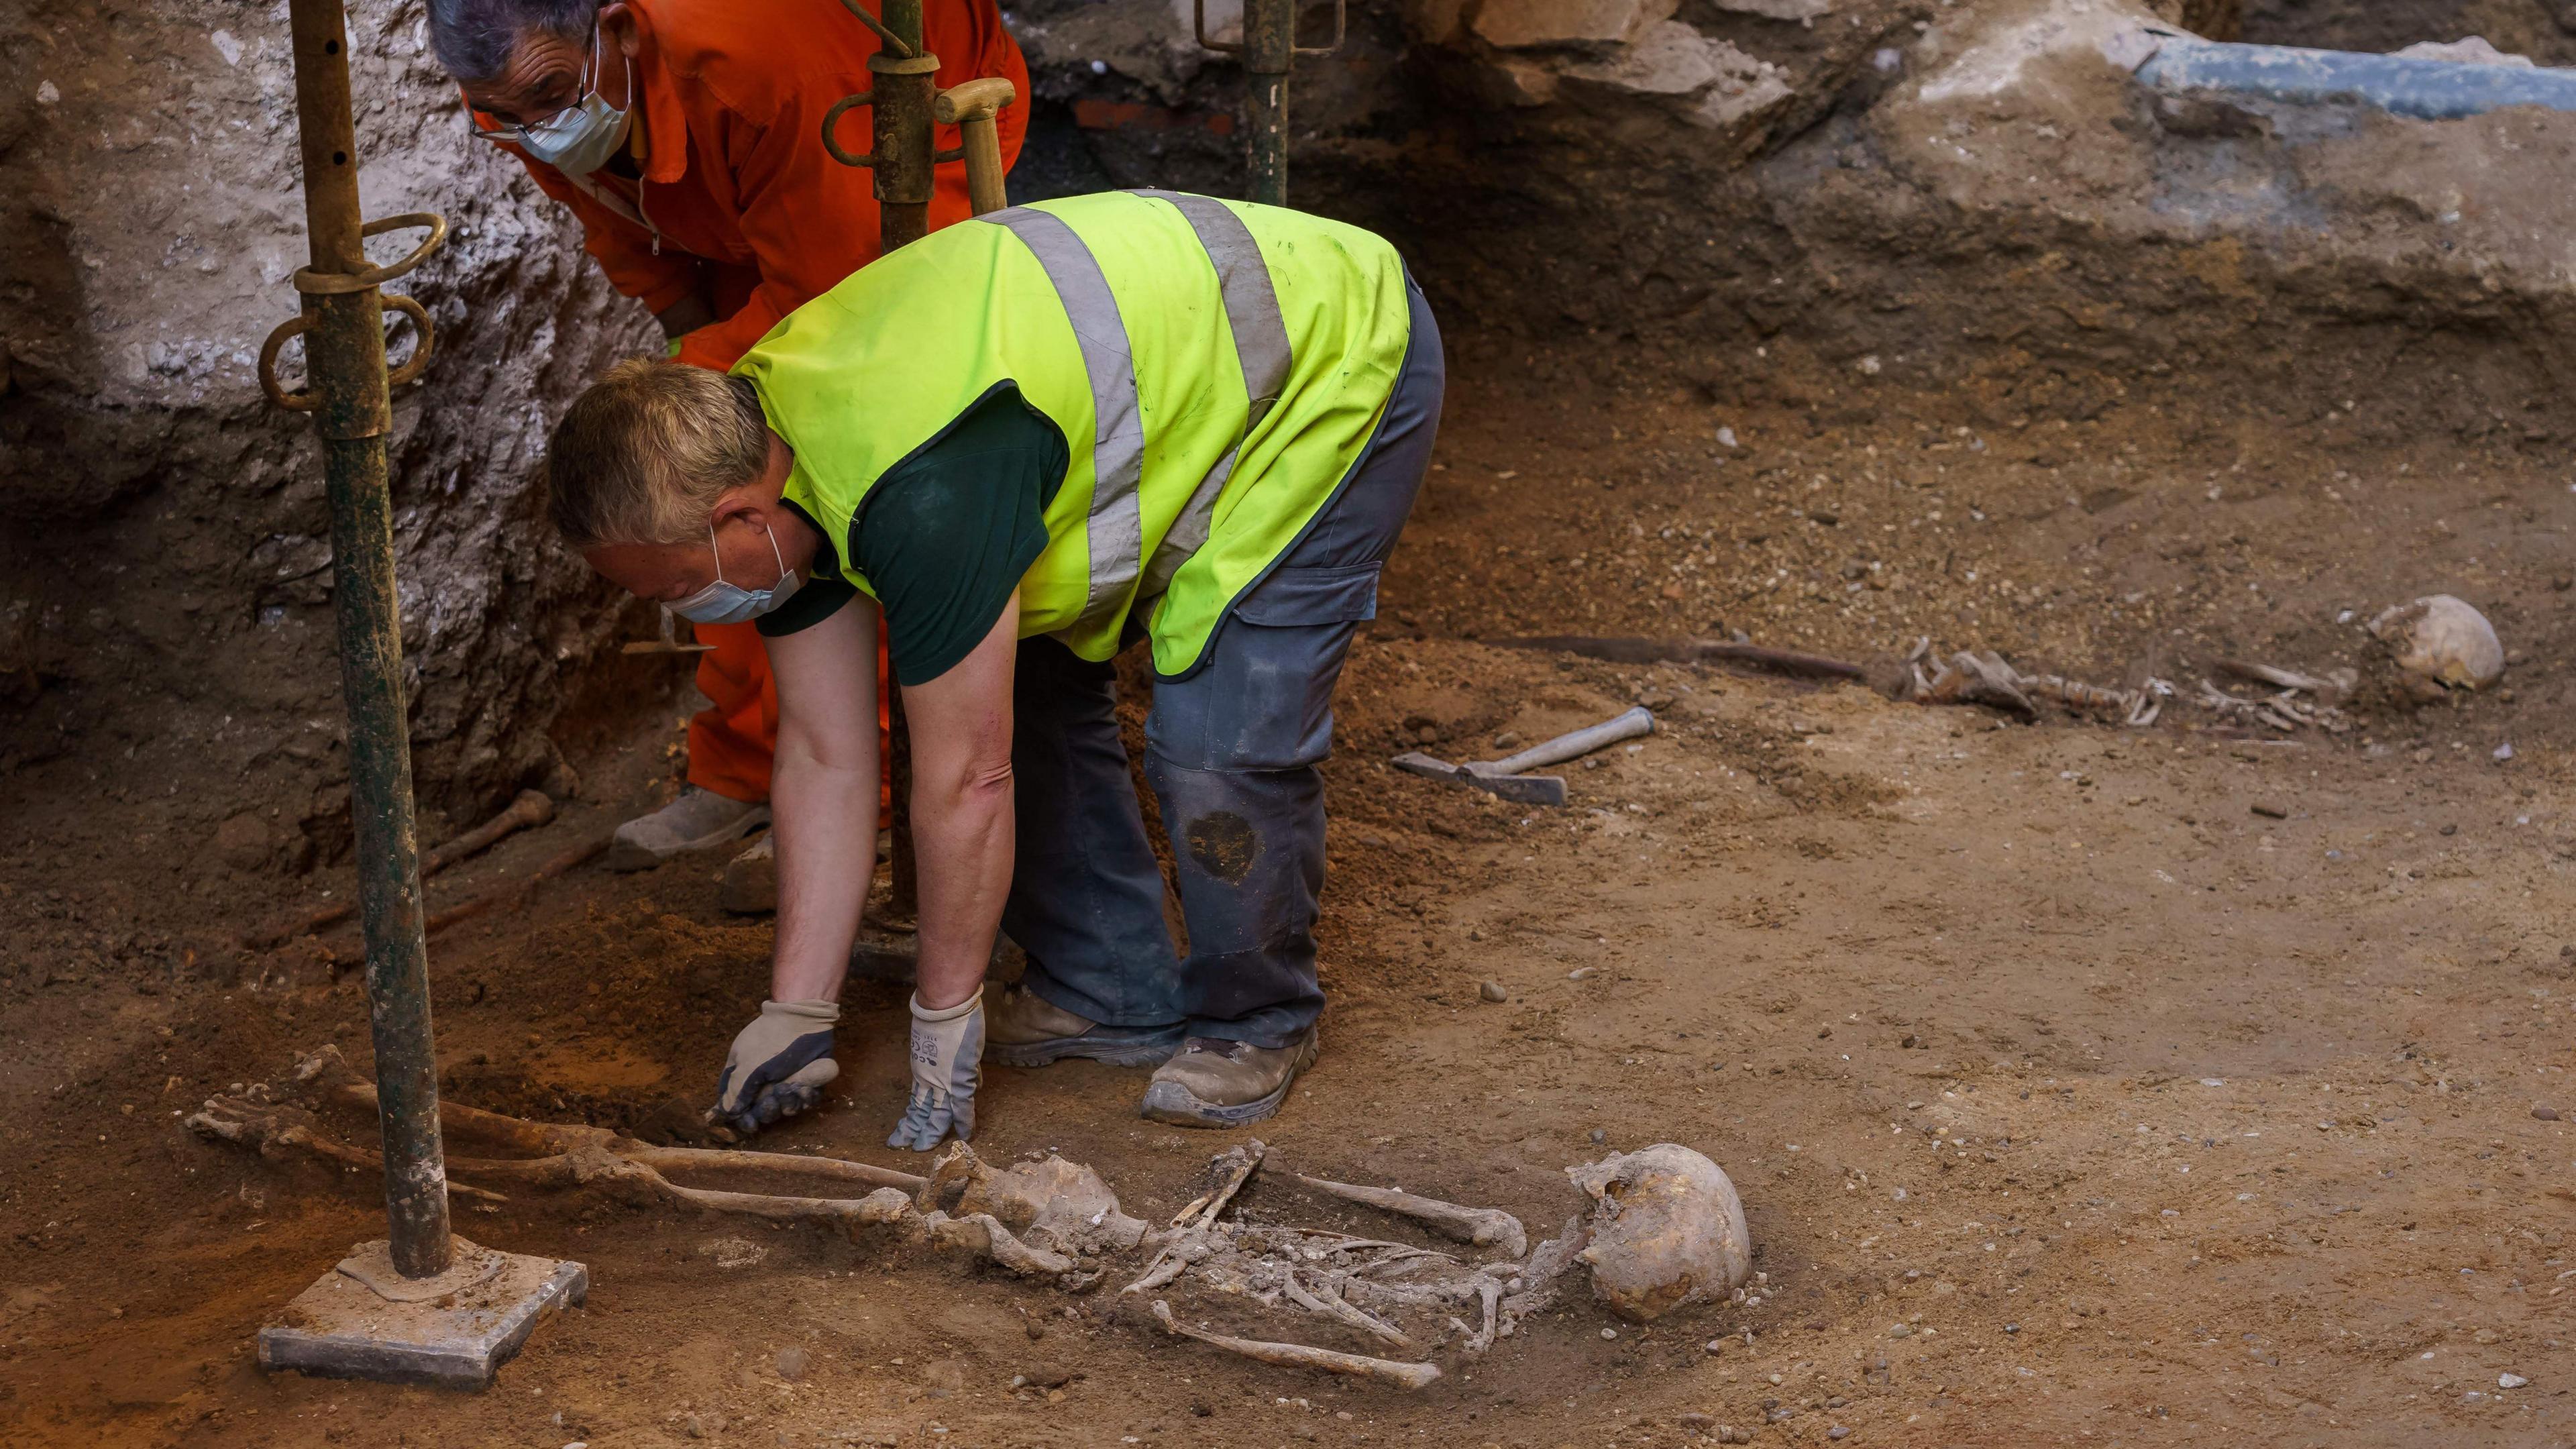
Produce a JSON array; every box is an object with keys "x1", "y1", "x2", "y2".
[
  {"x1": 714, "y1": 999, "x2": 841, "y2": 1135},
  {"x1": 888, "y1": 989, "x2": 983, "y2": 1152}
]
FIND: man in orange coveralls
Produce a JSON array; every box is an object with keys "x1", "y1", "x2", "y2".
[{"x1": 427, "y1": 0, "x2": 1027, "y2": 900}]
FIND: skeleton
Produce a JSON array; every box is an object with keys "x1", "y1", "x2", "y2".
[
  {"x1": 193, "y1": 1053, "x2": 1738, "y2": 1387},
  {"x1": 1888, "y1": 637, "x2": 2367, "y2": 735},
  {"x1": 187, "y1": 1047, "x2": 924, "y2": 1232}
]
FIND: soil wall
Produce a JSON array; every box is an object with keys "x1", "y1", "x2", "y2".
[
  {"x1": 0, "y1": 0, "x2": 655, "y2": 862},
  {"x1": 10, "y1": 0, "x2": 2575, "y2": 874}
]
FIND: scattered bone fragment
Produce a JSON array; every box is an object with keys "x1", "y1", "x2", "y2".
[
  {"x1": 1174, "y1": 1140, "x2": 1266, "y2": 1228},
  {"x1": 2369, "y1": 594, "x2": 2504, "y2": 692},
  {"x1": 918, "y1": 1141, "x2": 1147, "y2": 1257},
  {"x1": 1569, "y1": 1145, "x2": 1752, "y2": 1322},
  {"x1": 2194, "y1": 680, "x2": 2349, "y2": 734},
  {"x1": 927, "y1": 1211, "x2": 1078, "y2": 1277},
  {"x1": 2016, "y1": 671, "x2": 2160, "y2": 727},
  {"x1": 1292, "y1": 1173, "x2": 1529, "y2": 1257},
  {"x1": 1122, "y1": 1238, "x2": 1209, "y2": 1295},
  {"x1": 1500, "y1": 1214, "x2": 1592, "y2": 1320},
  {"x1": 1148, "y1": 1301, "x2": 1442, "y2": 1389},
  {"x1": 1922, "y1": 649, "x2": 2037, "y2": 717},
  {"x1": 1464, "y1": 1277, "x2": 1505, "y2": 1354},
  {"x1": 1282, "y1": 1271, "x2": 1415, "y2": 1347},
  {"x1": 1126, "y1": 1141, "x2": 1267, "y2": 1295},
  {"x1": 2216, "y1": 659, "x2": 2357, "y2": 704}
]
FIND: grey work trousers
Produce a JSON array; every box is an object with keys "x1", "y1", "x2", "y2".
[{"x1": 1001, "y1": 276, "x2": 1444, "y2": 1048}]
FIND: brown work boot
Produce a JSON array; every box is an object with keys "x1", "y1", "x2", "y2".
[
  {"x1": 1138, "y1": 1029, "x2": 1320, "y2": 1128},
  {"x1": 986, "y1": 983, "x2": 1184, "y2": 1069},
  {"x1": 604, "y1": 787, "x2": 769, "y2": 871}
]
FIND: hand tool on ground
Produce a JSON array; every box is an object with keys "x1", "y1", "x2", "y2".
[{"x1": 1390, "y1": 706, "x2": 1654, "y2": 806}]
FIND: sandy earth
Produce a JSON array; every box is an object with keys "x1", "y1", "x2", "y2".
[{"x1": 5, "y1": 354, "x2": 2575, "y2": 1448}]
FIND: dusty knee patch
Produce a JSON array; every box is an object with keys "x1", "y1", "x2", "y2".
[{"x1": 1185, "y1": 810, "x2": 1261, "y2": 884}]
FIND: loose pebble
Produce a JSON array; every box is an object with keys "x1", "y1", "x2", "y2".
[
  {"x1": 1888, "y1": 1323, "x2": 1913, "y2": 1338},
  {"x1": 2502, "y1": 1373, "x2": 2530, "y2": 1389},
  {"x1": 2250, "y1": 802, "x2": 2289, "y2": 820},
  {"x1": 2534, "y1": 1106, "x2": 2560, "y2": 1122},
  {"x1": 1022, "y1": 1362, "x2": 1074, "y2": 1389},
  {"x1": 1601, "y1": 1326, "x2": 1619, "y2": 1340},
  {"x1": 1479, "y1": 980, "x2": 1509, "y2": 1003},
  {"x1": 775, "y1": 1345, "x2": 810, "y2": 1381}
]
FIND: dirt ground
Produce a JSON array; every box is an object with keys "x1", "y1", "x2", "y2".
[{"x1": 5, "y1": 343, "x2": 2576, "y2": 1448}]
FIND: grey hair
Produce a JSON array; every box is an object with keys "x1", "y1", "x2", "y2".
[{"x1": 427, "y1": 0, "x2": 601, "y2": 84}]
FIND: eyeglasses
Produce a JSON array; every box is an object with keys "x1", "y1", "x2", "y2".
[{"x1": 468, "y1": 27, "x2": 604, "y2": 141}]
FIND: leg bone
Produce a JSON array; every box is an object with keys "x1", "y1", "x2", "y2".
[
  {"x1": 1292, "y1": 1173, "x2": 1527, "y2": 1257},
  {"x1": 1148, "y1": 1301, "x2": 1441, "y2": 1389}
]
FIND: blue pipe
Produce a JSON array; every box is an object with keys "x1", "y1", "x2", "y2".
[{"x1": 2137, "y1": 37, "x2": 2576, "y2": 120}]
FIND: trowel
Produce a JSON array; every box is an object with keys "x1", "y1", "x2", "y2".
[{"x1": 1390, "y1": 706, "x2": 1656, "y2": 806}]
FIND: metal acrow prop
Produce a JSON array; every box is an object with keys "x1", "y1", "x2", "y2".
[
  {"x1": 258, "y1": 0, "x2": 453, "y2": 1282},
  {"x1": 1196, "y1": 0, "x2": 1344, "y2": 206}
]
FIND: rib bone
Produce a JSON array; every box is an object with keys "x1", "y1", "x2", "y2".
[{"x1": 1282, "y1": 1271, "x2": 1413, "y2": 1348}]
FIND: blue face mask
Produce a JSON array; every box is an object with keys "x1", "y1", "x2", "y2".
[
  {"x1": 672, "y1": 521, "x2": 800, "y2": 625},
  {"x1": 481, "y1": 30, "x2": 633, "y2": 178}
]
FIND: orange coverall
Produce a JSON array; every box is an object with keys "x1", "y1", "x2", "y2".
[{"x1": 486, "y1": 0, "x2": 1028, "y2": 803}]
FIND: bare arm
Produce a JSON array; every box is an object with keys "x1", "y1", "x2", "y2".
[
  {"x1": 762, "y1": 596, "x2": 881, "y2": 1004},
  {"x1": 898, "y1": 592, "x2": 1021, "y2": 1012}
]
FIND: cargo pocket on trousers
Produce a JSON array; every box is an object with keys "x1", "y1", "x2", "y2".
[
  {"x1": 1232, "y1": 563, "x2": 1381, "y2": 627},
  {"x1": 1148, "y1": 563, "x2": 1385, "y2": 772}
]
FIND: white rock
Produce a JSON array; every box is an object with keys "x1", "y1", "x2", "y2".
[
  {"x1": 1916, "y1": 0, "x2": 2157, "y2": 104},
  {"x1": 2367, "y1": 594, "x2": 2505, "y2": 692},
  {"x1": 2501, "y1": 1372, "x2": 2530, "y2": 1389},
  {"x1": 2392, "y1": 37, "x2": 2532, "y2": 68}
]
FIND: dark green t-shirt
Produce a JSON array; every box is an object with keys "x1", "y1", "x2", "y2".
[{"x1": 757, "y1": 386, "x2": 1066, "y2": 685}]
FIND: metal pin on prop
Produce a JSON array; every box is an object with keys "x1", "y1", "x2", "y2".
[{"x1": 1390, "y1": 706, "x2": 1656, "y2": 807}]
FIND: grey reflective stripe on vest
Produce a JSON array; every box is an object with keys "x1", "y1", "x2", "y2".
[
  {"x1": 1128, "y1": 190, "x2": 1295, "y2": 600},
  {"x1": 986, "y1": 205, "x2": 1145, "y2": 629}
]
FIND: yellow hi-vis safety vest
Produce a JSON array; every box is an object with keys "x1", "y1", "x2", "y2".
[{"x1": 732, "y1": 190, "x2": 1413, "y2": 676}]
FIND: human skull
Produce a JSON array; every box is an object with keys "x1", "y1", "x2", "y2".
[
  {"x1": 2368, "y1": 594, "x2": 2504, "y2": 694},
  {"x1": 1567, "y1": 1144, "x2": 1752, "y2": 1322}
]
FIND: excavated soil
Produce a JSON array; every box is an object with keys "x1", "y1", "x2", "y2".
[{"x1": 5, "y1": 340, "x2": 2576, "y2": 1448}]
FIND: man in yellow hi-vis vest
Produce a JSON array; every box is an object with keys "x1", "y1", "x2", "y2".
[{"x1": 545, "y1": 191, "x2": 1443, "y2": 1149}]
